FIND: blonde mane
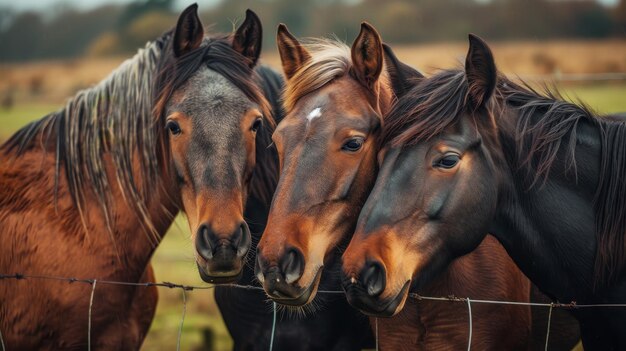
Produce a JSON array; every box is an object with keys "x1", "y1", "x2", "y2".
[{"x1": 283, "y1": 38, "x2": 391, "y2": 112}]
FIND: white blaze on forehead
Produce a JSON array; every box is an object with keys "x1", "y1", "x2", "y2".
[{"x1": 306, "y1": 107, "x2": 322, "y2": 122}]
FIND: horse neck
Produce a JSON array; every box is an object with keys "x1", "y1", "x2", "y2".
[
  {"x1": 1, "y1": 37, "x2": 180, "y2": 278},
  {"x1": 0, "y1": 144, "x2": 180, "y2": 282},
  {"x1": 118, "y1": 160, "x2": 182, "y2": 268},
  {"x1": 489, "y1": 104, "x2": 600, "y2": 302},
  {"x1": 85, "y1": 154, "x2": 180, "y2": 272}
]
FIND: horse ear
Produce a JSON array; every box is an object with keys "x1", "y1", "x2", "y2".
[
  {"x1": 173, "y1": 4, "x2": 204, "y2": 58},
  {"x1": 276, "y1": 24, "x2": 311, "y2": 80},
  {"x1": 351, "y1": 22, "x2": 383, "y2": 90},
  {"x1": 465, "y1": 34, "x2": 497, "y2": 110},
  {"x1": 382, "y1": 43, "x2": 423, "y2": 99},
  {"x1": 232, "y1": 9, "x2": 263, "y2": 68}
]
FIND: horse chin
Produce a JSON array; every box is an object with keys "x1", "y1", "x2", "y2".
[
  {"x1": 196, "y1": 262, "x2": 243, "y2": 284},
  {"x1": 270, "y1": 268, "x2": 323, "y2": 307},
  {"x1": 344, "y1": 280, "x2": 410, "y2": 317}
]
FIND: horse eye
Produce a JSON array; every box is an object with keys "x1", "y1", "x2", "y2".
[
  {"x1": 434, "y1": 154, "x2": 460, "y2": 169},
  {"x1": 251, "y1": 118, "x2": 263, "y2": 132},
  {"x1": 166, "y1": 120, "x2": 181, "y2": 135},
  {"x1": 342, "y1": 137, "x2": 364, "y2": 152}
]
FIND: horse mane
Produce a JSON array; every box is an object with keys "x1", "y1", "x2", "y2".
[
  {"x1": 2, "y1": 36, "x2": 168, "y2": 242},
  {"x1": 382, "y1": 67, "x2": 626, "y2": 288},
  {"x1": 1, "y1": 30, "x2": 274, "y2": 245},
  {"x1": 282, "y1": 37, "x2": 391, "y2": 113},
  {"x1": 250, "y1": 65, "x2": 285, "y2": 208},
  {"x1": 381, "y1": 69, "x2": 472, "y2": 148}
]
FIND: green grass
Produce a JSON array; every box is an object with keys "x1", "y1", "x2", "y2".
[
  {"x1": 560, "y1": 83, "x2": 626, "y2": 115},
  {"x1": 1, "y1": 82, "x2": 623, "y2": 350},
  {"x1": 0, "y1": 104, "x2": 61, "y2": 140}
]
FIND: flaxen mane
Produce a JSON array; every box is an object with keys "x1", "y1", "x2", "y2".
[
  {"x1": 382, "y1": 68, "x2": 626, "y2": 288},
  {"x1": 2, "y1": 31, "x2": 274, "y2": 244},
  {"x1": 282, "y1": 38, "x2": 391, "y2": 112}
]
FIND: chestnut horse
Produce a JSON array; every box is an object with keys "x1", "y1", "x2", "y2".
[
  {"x1": 0, "y1": 5, "x2": 278, "y2": 349},
  {"x1": 255, "y1": 24, "x2": 532, "y2": 349},
  {"x1": 341, "y1": 34, "x2": 624, "y2": 349}
]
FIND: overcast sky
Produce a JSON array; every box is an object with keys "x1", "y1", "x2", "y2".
[{"x1": 1, "y1": 0, "x2": 621, "y2": 13}]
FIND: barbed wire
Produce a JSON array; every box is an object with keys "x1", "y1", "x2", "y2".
[
  {"x1": 1, "y1": 272, "x2": 599, "y2": 308},
  {"x1": 2, "y1": 272, "x2": 626, "y2": 350}
]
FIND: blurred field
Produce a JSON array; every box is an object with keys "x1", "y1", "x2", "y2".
[
  {"x1": 1, "y1": 39, "x2": 626, "y2": 106},
  {"x1": 1, "y1": 41, "x2": 626, "y2": 350}
]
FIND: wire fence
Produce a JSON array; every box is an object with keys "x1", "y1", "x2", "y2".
[
  {"x1": 1, "y1": 272, "x2": 626, "y2": 351},
  {"x1": 0, "y1": 49, "x2": 625, "y2": 351}
]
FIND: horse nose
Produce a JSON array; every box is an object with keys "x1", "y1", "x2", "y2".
[
  {"x1": 360, "y1": 260, "x2": 386, "y2": 297},
  {"x1": 256, "y1": 247, "x2": 305, "y2": 298},
  {"x1": 281, "y1": 248, "x2": 304, "y2": 284},
  {"x1": 195, "y1": 222, "x2": 251, "y2": 261}
]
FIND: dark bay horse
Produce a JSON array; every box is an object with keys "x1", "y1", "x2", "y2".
[
  {"x1": 0, "y1": 5, "x2": 277, "y2": 349},
  {"x1": 342, "y1": 33, "x2": 626, "y2": 350},
  {"x1": 255, "y1": 24, "x2": 532, "y2": 349}
]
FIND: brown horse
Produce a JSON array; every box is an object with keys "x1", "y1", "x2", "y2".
[
  {"x1": 255, "y1": 24, "x2": 532, "y2": 350},
  {"x1": 0, "y1": 5, "x2": 277, "y2": 349}
]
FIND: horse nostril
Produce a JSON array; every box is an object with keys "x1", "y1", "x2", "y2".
[
  {"x1": 255, "y1": 251, "x2": 266, "y2": 284},
  {"x1": 361, "y1": 261, "x2": 386, "y2": 297},
  {"x1": 195, "y1": 224, "x2": 213, "y2": 260},
  {"x1": 235, "y1": 222, "x2": 251, "y2": 257},
  {"x1": 281, "y1": 248, "x2": 304, "y2": 284}
]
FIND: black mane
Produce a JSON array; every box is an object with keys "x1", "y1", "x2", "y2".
[
  {"x1": 383, "y1": 68, "x2": 626, "y2": 288},
  {"x1": 250, "y1": 65, "x2": 285, "y2": 211}
]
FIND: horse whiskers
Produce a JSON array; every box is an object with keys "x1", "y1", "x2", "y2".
[
  {"x1": 242, "y1": 217, "x2": 265, "y2": 226},
  {"x1": 244, "y1": 256, "x2": 257, "y2": 272},
  {"x1": 272, "y1": 298, "x2": 323, "y2": 320}
]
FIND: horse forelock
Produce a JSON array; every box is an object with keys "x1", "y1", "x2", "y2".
[{"x1": 283, "y1": 38, "x2": 392, "y2": 115}]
